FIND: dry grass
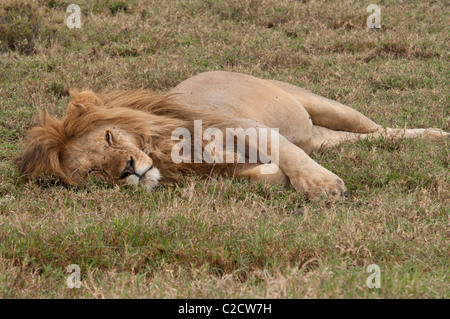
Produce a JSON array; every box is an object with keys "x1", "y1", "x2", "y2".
[{"x1": 0, "y1": 0, "x2": 449, "y2": 298}]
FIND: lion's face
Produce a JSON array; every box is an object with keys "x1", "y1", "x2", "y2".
[{"x1": 63, "y1": 125, "x2": 161, "y2": 191}]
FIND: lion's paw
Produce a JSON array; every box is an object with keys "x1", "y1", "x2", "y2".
[{"x1": 291, "y1": 170, "x2": 347, "y2": 199}]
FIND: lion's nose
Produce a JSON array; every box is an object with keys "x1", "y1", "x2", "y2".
[{"x1": 120, "y1": 156, "x2": 136, "y2": 179}]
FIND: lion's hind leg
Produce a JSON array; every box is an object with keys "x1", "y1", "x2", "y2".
[
  {"x1": 266, "y1": 79, "x2": 381, "y2": 134},
  {"x1": 310, "y1": 125, "x2": 449, "y2": 151},
  {"x1": 266, "y1": 79, "x2": 449, "y2": 149}
]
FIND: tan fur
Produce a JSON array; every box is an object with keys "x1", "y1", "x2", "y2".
[{"x1": 17, "y1": 71, "x2": 449, "y2": 197}]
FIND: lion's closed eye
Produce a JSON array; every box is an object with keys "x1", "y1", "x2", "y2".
[{"x1": 105, "y1": 131, "x2": 113, "y2": 145}]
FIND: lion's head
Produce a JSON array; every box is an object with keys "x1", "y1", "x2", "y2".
[
  {"x1": 16, "y1": 89, "x2": 233, "y2": 190},
  {"x1": 54, "y1": 120, "x2": 162, "y2": 191}
]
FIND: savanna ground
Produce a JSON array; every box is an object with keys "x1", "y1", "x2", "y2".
[{"x1": 0, "y1": 0, "x2": 449, "y2": 299}]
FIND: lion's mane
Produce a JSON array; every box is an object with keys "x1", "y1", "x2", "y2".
[{"x1": 16, "y1": 89, "x2": 237, "y2": 185}]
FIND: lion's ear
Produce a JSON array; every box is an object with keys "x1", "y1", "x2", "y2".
[
  {"x1": 66, "y1": 101, "x2": 87, "y2": 118},
  {"x1": 69, "y1": 88, "x2": 80, "y2": 99},
  {"x1": 69, "y1": 89, "x2": 104, "y2": 107},
  {"x1": 67, "y1": 89, "x2": 104, "y2": 118}
]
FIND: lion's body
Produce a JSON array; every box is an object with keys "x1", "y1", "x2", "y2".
[{"x1": 17, "y1": 71, "x2": 449, "y2": 197}]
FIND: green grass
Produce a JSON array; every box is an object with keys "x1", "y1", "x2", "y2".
[{"x1": 0, "y1": 0, "x2": 449, "y2": 298}]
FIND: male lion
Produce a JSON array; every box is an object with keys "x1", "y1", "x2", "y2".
[{"x1": 17, "y1": 71, "x2": 448, "y2": 198}]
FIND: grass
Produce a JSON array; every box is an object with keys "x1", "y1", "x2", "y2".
[{"x1": 0, "y1": 0, "x2": 449, "y2": 298}]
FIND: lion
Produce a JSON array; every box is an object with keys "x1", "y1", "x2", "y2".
[{"x1": 17, "y1": 71, "x2": 449, "y2": 198}]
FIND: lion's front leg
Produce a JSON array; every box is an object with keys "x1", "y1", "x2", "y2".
[{"x1": 231, "y1": 119, "x2": 347, "y2": 198}]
